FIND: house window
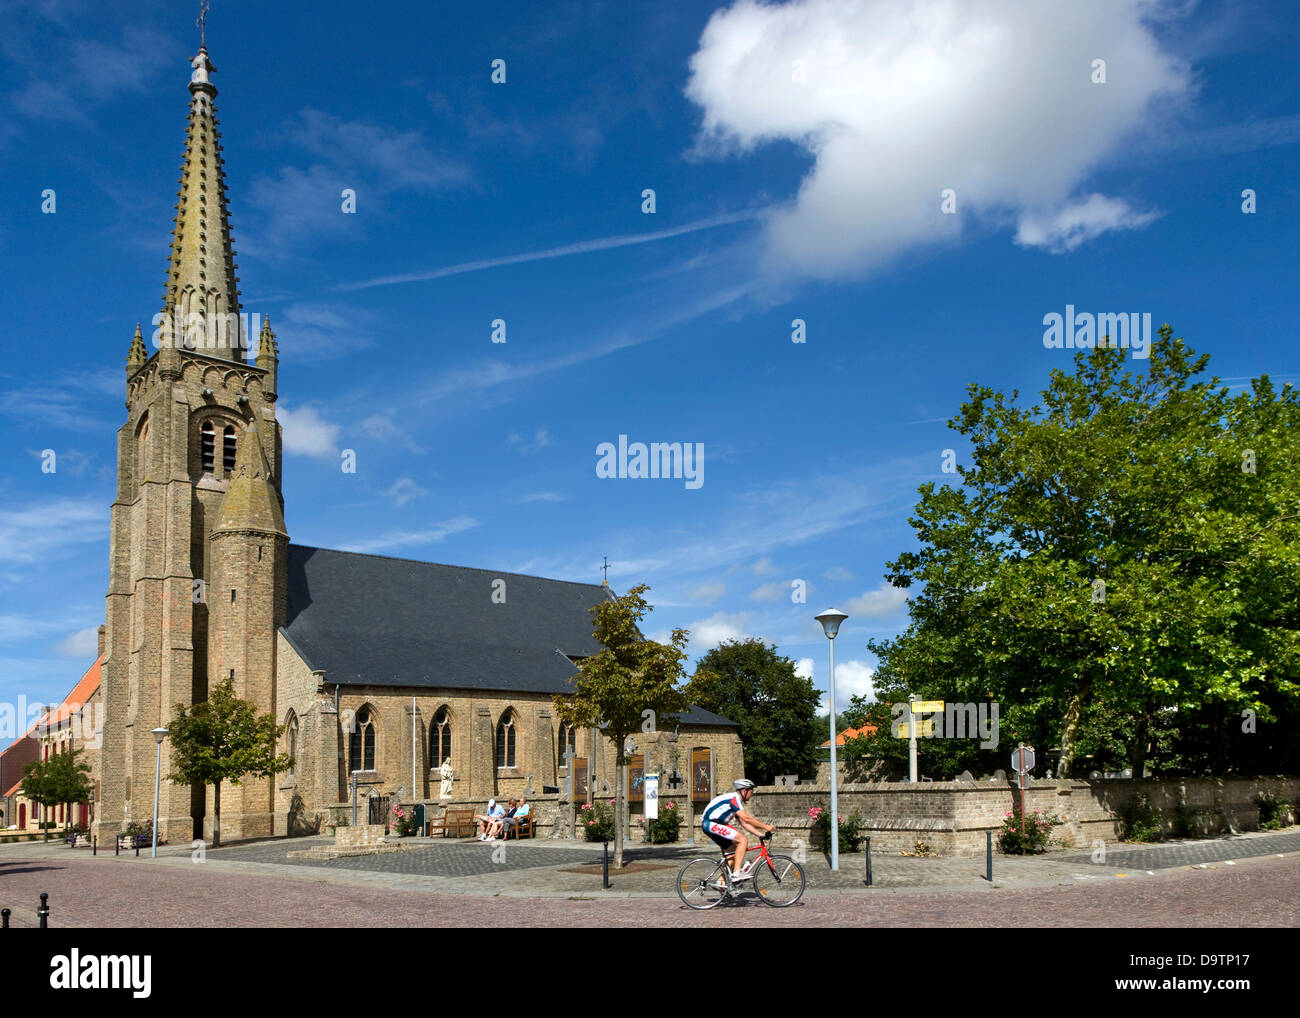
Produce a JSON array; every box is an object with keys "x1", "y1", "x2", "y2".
[
  {"x1": 223, "y1": 425, "x2": 237, "y2": 473},
  {"x1": 430, "y1": 708, "x2": 452, "y2": 769},
  {"x1": 496, "y1": 713, "x2": 516, "y2": 769},
  {"x1": 349, "y1": 706, "x2": 375, "y2": 772},
  {"x1": 201, "y1": 421, "x2": 215, "y2": 472},
  {"x1": 558, "y1": 723, "x2": 577, "y2": 769}
]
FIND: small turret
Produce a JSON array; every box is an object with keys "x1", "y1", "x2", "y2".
[
  {"x1": 257, "y1": 315, "x2": 278, "y2": 397},
  {"x1": 126, "y1": 323, "x2": 147, "y2": 375}
]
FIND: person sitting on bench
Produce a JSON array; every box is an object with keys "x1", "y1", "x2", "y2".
[
  {"x1": 489, "y1": 797, "x2": 529, "y2": 840},
  {"x1": 475, "y1": 799, "x2": 504, "y2": 840}
]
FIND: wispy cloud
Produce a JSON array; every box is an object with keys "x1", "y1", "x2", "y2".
[
  {"x1": 337, "y1": 516, "x2": 479, "y2": 554},
  {"x1": 0, "y1": 498, "x2": 104, "y2": 566},
  {"x1": 336, "y1": 208, "x2": 764, "y2": 292},
  {"x1": 508, "y1": 428, "x2": 552, "y2": 454}
]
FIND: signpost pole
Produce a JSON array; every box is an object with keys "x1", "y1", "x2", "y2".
[{"x1": 908, "y1": 696, "x2": 919, "y2": 783}]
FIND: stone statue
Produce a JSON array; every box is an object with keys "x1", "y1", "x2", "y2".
[{"x1": 439, "y1": 758, "x2": 455, "y2": 799}]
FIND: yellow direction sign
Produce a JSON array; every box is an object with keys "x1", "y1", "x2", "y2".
[
  {"x1": 896, "y1": 720, "x2": 936, "y2": 738},
  {"x1": 912, "y1": 701, "x2": 944, "y2": 714}
]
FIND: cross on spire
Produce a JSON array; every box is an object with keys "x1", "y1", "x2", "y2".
[
  {"x1": 600, "y1": 556, "x2": 611, "y2": 584},
  {"x1": 197, "y1": 0, "x2": 210, "y2": 48}
]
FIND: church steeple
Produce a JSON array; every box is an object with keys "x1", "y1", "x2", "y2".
[{"x1": 160, "y1": 39, "x2": 244, "y2": 361}]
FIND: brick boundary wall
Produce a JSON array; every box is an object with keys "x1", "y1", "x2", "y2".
[{"x1": 379, "y1": 776, "x2": 1298, "y2": 856}]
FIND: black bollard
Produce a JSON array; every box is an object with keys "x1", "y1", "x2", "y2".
[
  {"x1": 864, "y1": 836, "x2": 872, "y2": 887},
  {"x1": 602, "y1": 841, "x2": 610, "y2": 889},
  {"x1": 38, "y1": 892, "x2": 48, "y2": 929},
  {"x1": 93, "y1": 836, "x2": 97, "y2": 856},
  {"x1": 1, "y1": 908, "x2": 9, "y2": 929},
  {"x1": 986, "y1": 830, "x2": 993, "y2": 882},
  {"x1": 115, "y1": 835, "x2": 119, "y2": 856},
  {"x1": 135, "y1": 840, "x2": 139, "y2": 857}
]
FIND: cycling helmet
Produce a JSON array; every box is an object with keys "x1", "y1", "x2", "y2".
[{"x1": 733, "y1": 778, "x2": 756, "y2": 791}]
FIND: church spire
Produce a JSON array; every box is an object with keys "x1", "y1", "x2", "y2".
[
  {"x1": 126, "y1": 322, "x2": 147, "y2": 374},
  {"x1": 160, "y1": 29, "x2": 244, "y2": 361}
]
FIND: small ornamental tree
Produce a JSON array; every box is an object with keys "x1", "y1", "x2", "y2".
[
  {"x1": 555, "y1": 584, "x2": 691, "y2": 868},
  {"x1": 19, "y1": 759, "x2": 53, "y2": 839},
  {"x1": 43, "y1": 747, "x2": 93, "y2": 833},
  {"x1": 166, "y1": 679, "x2": 292, "y2": 847}
]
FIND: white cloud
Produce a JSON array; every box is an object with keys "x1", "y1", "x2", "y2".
[
  {"x1": 54, "y1": 627, "x2": 99, "y2": 659},
  {"x1": 845, "y1": 584, "x2": 909, "y2": 618},
  {"x1": 687, "y1": 582, "x2": 726, "y2": 603},
  {"x1": 749, "y1": 580, "x2": 791, "y2": 602},
  {"x1": 382, "y1": 477, "x2": 428, "y2": 507},
  {"x1": 1014, "y1": 193, "x2": 1159, "y2": 252},
  {"x1": 686, "y1": 0, "x2": 1190, "y2": 279},
  {"x1": 521, "y1": 491, "x2": 566, "y2": 503},
  {"x1": 819, "y1": 659, "x2": 876, "y2": 714},
  {"x1": 822, "y1": 566, "x2": 854, "y2": 582},
  {"x1": 277, "y1": 404, "x2": 342, "y2": 459},
  {"x1": 794, "y1": 657, "x2": 814, "y2": 680},
  {"x1": 751, "y1": 556, "x2": 779, "y2": 576},
  {"x1": 686, "y1": 611, "x2": 752, "y2": 652}
]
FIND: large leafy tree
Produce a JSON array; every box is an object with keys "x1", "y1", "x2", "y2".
[
  {"x1": 872, "y1": 328, "x2": 1300, "y2": 777},
  {"x1": 686, "y1": 638, "x2": 822, "y2": 784},
  {"x1": 22, "y1": 748, "x2": 93, "y2": 835},
  {"x1": 166, "y1": 679, "x2": 292, "y2": 847},
  {"x1": 554, "y1": 584, "x2": 690, "y2": 868}
]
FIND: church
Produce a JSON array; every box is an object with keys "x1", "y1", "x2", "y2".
[{"x1": 89, "y1": 41, "x2": 742, "y2": 846}]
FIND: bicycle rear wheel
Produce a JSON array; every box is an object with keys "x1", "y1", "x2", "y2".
[
  {"x1": 753, "y1": 853, "x2": 805, "y2": 906},
  {"x1": 677, "y1": 858, "x2": 729, "y2": 909}
]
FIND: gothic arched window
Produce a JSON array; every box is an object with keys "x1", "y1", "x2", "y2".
[
  {"x1": 286, "y1": 711, "x2": 298, "y2": 778},
  {"x1": 429, "y1": 708, "x2": 452, "y2": 769},
  {"x1": 223, "y1": 425, "x2": 237, "y2": 474},
  {"x1": 349, "y1": 706, "x2": 376, "y2": 773},
  {"x1": 201, "y1": 421, "x2": 215, "y2": 473},
  {"x1": 496, "y1": 712, "x2": 516, "y2": 769}
]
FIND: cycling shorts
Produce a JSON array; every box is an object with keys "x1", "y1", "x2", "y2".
[{"x1": 704, "y1": 821, "x2": 739, "y2": 850}]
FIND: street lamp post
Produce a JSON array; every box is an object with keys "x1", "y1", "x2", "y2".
[
  {"x1": 814, "y1": 608, "x2": 849, "y2": 872},
  {"x1": 151, "y1": 727, "x2": 169, "y2": 859}
]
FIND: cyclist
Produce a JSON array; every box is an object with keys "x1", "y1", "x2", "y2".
[{"x1": 701, "y1": 778, "x2": 775, "y2": 883}]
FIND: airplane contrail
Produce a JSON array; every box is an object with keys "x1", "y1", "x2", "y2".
[{"x1": 334, "y1": 207, "x2": 765, "y2": 291}]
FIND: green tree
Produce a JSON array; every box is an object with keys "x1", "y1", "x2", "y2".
[
  {"x1": 554, "y1": 584, "x2": 690, "y2": 868},
  {"x1": 46, "y1": 747, "x2": 93, "y2": 831},
  {"x1": 686, "y1": 638, "x2": 822, "y2": 784},
  {"x1": 166, "y1": 679, "x2": 292, "y2": 847},
  {"x1": 872, "y1": 329, "x2": 1300, "y2": 777}
]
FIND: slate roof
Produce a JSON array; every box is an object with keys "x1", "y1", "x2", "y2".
[{"x1": 280, "y1": 546, "x2": 735, "y2": 727}]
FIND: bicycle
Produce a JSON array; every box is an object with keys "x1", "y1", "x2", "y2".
[{"x1": 677, "y1": 833, "x2": 806, "y2": 909}]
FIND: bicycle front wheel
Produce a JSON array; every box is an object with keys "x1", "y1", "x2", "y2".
[
  {"x1": 753, "y1": 854, "x2": 805, "y2": 907},
  {"x1": 677, "y1": 858, "x2": 729, "y2": 910}
]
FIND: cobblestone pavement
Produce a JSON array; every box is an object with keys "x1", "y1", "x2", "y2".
[
  {"x1": 0, "y1": 844, "x2": 1294, "y2": 927},
  {"x1": 1055, "y1": 830, "x2": 1300, "y2": 869}
]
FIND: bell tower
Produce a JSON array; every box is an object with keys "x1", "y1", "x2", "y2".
[{"x1": 95, "y1": 35, "x2": 288, "y2": 846}]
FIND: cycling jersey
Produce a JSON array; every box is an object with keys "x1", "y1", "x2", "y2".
[{"x1": 701, "y1": 791, "x2": 744, "y2": 828}]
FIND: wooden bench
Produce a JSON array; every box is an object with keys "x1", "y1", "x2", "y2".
[
  {"x1": 503, "y1": 807, "x2": 534, "y2": 840},
  {"x1": 427, "y1": 807, "x2": 476, "y2": 838}
]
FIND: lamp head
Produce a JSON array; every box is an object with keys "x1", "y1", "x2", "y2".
[
  {"x1": 814, "y1": 608, "x2": 849, "y2": 639},
  {"x1": 151, "y1": 726, "x2": 169, "y2": 745}
]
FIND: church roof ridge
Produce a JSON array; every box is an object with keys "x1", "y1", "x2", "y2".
[{"x1": 287, "y1": 542, "x2": 610, "y2": 593}]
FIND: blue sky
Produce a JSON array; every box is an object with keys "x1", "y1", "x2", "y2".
[{"x1": 1, "y1": 0, "x2": 1297, "y2": 719}]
